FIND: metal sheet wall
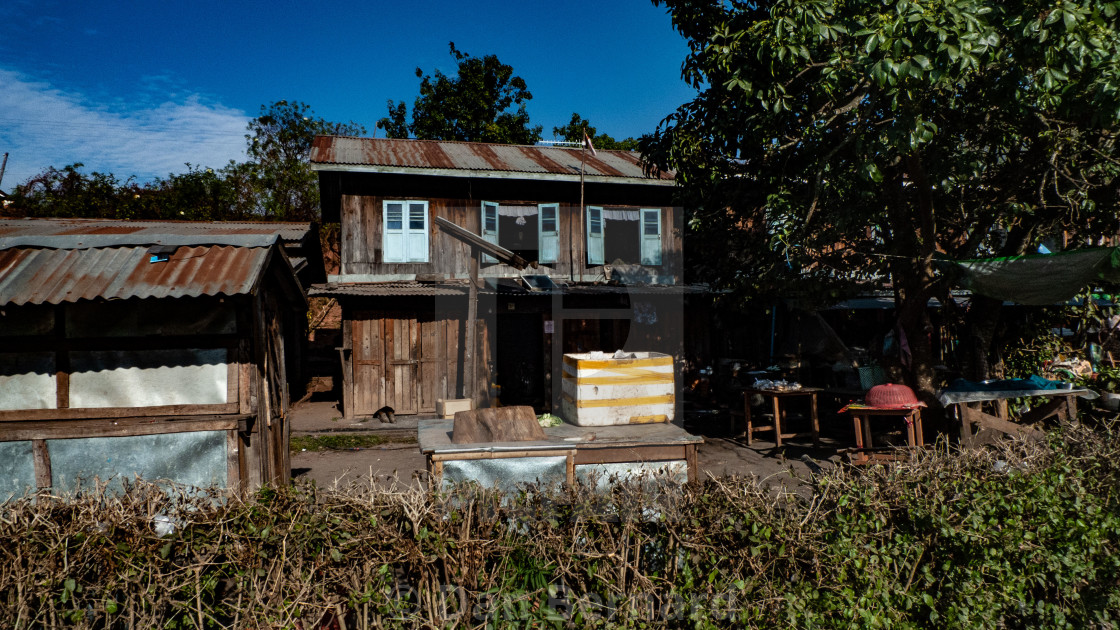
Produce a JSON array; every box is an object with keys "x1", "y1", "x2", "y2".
[
  {"x1": 0, "y1": 441, "x2": 35, "y2": 500},
  {"x1": 69, "y1": 349, "x2": 228, "y2": 407},
  {"x1": 0, "y1": 352, "x2": 57, "y2": 410},
  {"x1": 48, "y1": 430, "x2": 228, "y2": 493},
  {"x1": 441, "y1": 456, "x2": 567, "y2": 493},
  {"x1": 575, "y1": 461, "x2": 687, "y2": 492}
]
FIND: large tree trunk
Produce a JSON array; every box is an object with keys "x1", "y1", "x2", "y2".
[{"x1": 965, "y1": 295, "x2": 1004, "y2": 380}]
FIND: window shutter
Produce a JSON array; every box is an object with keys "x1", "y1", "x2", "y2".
[
  {"x1": 640, "y1": 208, "x2": 662, "y2": 266},
  {"x1": 586, "y1": 206, "x2": 604, "y2": 265},
  {"x1": 383, "y1": 201, "x2": 405, "y2": 263},
  {"x1": 538, "y1": 203, "x2": 559, "y2": 264},
  {"x1": 481, "y1": 201, "x2": 499, "y2": 263},
  {"x1": 406, "y1": 202, "x2": 429, "y2": 262}
]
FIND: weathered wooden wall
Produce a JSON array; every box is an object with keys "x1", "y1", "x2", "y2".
[{"x1": 339, "y1": 195, "x2": 683, "y2": 283}]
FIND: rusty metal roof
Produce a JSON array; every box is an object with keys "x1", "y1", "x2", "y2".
[
  {"x1": 310, "y1": 281, "x2": 470, "y2": 298},
  {"x1": 310, "y1": 136, "x2": 675, "y2": 185},
  {"x1": 0, "y1": 218, "x2": 313, "y2": 243},
  {"x1": 0, "y1": 245, "x2": 276, "y2": 306}
]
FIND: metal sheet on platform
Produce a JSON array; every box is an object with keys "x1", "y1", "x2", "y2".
[
  {"x1": 442, "y1": 456, "x2": 567, "y2": 493},
  {"x1": 576, "y1": 461, "x2": 687, "y2": 492}
]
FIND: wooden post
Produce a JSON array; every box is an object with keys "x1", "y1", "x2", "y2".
[{"x1": 464, "y1": 249, "x2": 479, "y2": 403}]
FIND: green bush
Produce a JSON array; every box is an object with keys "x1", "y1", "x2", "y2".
[{"x1": 2, "y1": 424, "x2": 1119, "y2": 628}]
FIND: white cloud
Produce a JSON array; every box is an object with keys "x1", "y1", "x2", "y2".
[{"x1": 0, "y1": 67, "x2": 249, "y2": 190}]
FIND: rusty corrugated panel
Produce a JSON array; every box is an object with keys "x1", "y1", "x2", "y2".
[
  {"x1": 0, "y1": 245, "x2": 271, "y2": 306},
  {"x1": 0, "y1": 218, "x2": 312, "y2": 243},
  {"x1": 310, "y1": 136, "x2": 675, "y2": 181}
]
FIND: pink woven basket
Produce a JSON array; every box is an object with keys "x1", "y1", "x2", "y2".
[{"x1": 865, "y1": 383, "x2": 919, "y2": 407}]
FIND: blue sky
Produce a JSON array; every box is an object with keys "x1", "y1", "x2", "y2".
[{"x1": 0, "y1": 0, "x2": 696, "y2": 190}]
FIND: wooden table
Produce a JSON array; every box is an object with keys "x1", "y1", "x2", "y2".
[
  {"x1": 938, "y1": 387, "x2": 1096, "y2": 448},
  {"x1": 743, "y1": 388, "x2": 821, "y2": 447},
  {"x1": 844, "y1": 405, "x2": 923, "y2": 464}
]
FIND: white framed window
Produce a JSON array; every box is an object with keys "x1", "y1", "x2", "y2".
[
  {"x1": 383, "y1": 200, "x2": 429, "y2": 263},
  {"x1": 481, "y1": 201, "x2": 499, "y2": 263},
  {"x1": 585, "y1": 206, "x2": 663, "y2": 266},
  {"x1": 538, "y1": 203, "x2": 559, "y2": 264},
  {"x1": 481, "y1": 201, "x2": 561, "y2": 265},
  {"x1": 586, "y1": 206, "x2": 604, "y2": 265},
  {"x1": 640, "y1": 208, "x2": 663, "y2": 265}
]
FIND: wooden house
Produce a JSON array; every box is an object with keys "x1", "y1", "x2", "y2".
[
  {"x1": 0, "y1": 220, "x2": 307, "y2": 498},
  {"x1": 310, "y1": 136, "x2": 703, "y2": 419}
]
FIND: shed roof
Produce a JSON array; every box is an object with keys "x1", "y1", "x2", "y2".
[
  {"x1": 0, "y1": 245, "x2": 282, "y2": 306},
  {"x1": 0, "y1": 218, "x2": 314, "y2": 243},
  {"x1": 309, "y1": 136, "x2": 674, "y2": 186}
]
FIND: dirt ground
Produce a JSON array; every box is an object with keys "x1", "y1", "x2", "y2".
[{"x1": 290, "y1": 397, "x2": 857, "y2": 493}]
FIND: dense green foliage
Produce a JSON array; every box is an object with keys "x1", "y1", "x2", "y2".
[
  {"x1": 642, "y1": 0, "x2": 1120, "y2": 391},
  {"x1": 4, "y1": 426, "x2": 1120, "y2": 628},
  {"x1": 246, "y1": 100, "x2": 365, "y2": 221},
  {"x1": 552, "y1": 113, "x2": 640, "y2": 151},
  {"x1": 8, "y1": 100, "x2": 363, "y2": 222},
  {"x1": 377, "y1": 42, "x2": 542, "y2": 144}
]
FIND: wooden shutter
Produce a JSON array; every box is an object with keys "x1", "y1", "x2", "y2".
[
  {"x1": 586, "y1": 206, "x2": 604, "y2": 265},
  {"x1": 538, "y1": 203, "x2": 559, "y2": 264},
  {"x1": 383, "y1": 201, "x2": 405, "y2": 262},
  {"x1": 406, "y1": 202, "x2": 428, "y2": 262},
  {"x1": 481, "y1": 201, "x2": 499, "y2": 263},
  {"x1": 640, "y1": 208, "x2": 662, "y2": 266}
]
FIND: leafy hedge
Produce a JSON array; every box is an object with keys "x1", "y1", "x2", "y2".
[{"x1": 2, "y1": 424, "x2": 1120, "y2": 628}]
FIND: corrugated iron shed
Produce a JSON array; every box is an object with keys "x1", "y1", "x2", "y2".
[
  {"x1": 310, "y1": 136, "x2": 675, "y2": 185},
  {"x1": 0, "y1": 245, "x2": 275, "y2": 306},
  {"x1": 0, "y1": 218, "x2": 313, "y2": 243}
]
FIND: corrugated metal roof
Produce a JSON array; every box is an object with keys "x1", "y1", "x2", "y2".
[
  {"x1": 0, "y1": 218, "x2": 313, "y2": 243},
  {"x1": 310, "y1": 281, "x2": 470, "y2": 297},
  {"x1": 310, "y1": 136, "x2": 674, "y2": 185},
  {"x1": 0, "y1": 245, "x2": 273, "y2": 306},
  {"x1": 310, "y1": 281, "x2": 710, "y2": 299}
]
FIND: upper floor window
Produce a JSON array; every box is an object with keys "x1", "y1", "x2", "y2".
[
  {"x1": 586, "y1": 207, "x2": 662, "y2": 266},
  {"x1": 383, "y1": 201, "x2": 429, "y2": 263},
  {"x1": 481, "y1": 202, "x2": 560, "y2": 264}
]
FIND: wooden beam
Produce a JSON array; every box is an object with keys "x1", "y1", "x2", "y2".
[
  {"x1": 433, "y1": 216, "x2": 531, "y2": 270},
  {"x1": 0, "y1": 403, "x2": 240, "y2": 423},
  {"x1": 464, "y1": 249, "x2": 478, "y2": 402},
  {"x1": 0, "y1": 414, "x2": 250, "y2": 441},
  {"x1": 573, "y1": 445, "x2": 687, "y2": 465},
  {"x1": 429, "y1": 449, "x2": 574, "y2": 462},
  {"x1": 32, "y1": 439, "x2": 51, "y2": 488}
]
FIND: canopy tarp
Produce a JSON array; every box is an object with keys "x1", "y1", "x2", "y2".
[{"x1": 947, "y1": 247, "x2": 1120, "y2": 305}]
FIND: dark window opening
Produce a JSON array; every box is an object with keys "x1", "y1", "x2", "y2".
[
  {"x1": 498, "y1": 213, "x2": 539, "y2": 261},
  {"x1": 604, "y1": 217, "x2": 640, "y2": 264}
]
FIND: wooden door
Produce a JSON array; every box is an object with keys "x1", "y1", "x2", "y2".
[
  {"x1": 352, "y1": 317, "x2": 384, "y2": 417},
  {"x1": 418, "y1": 318, "x2": 442, "y2": 413},
  {"x1": 385, "y1": 318, "x2": 419, "y2": 415}
]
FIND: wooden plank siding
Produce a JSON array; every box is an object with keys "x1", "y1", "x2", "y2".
[{"x1": 339, "y1": 195, "x2": 683, "y2": 284}]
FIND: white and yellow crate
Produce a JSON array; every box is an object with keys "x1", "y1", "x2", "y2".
[{"x1": 560, "y1": 352, "x2": 676, "y2": 426}]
